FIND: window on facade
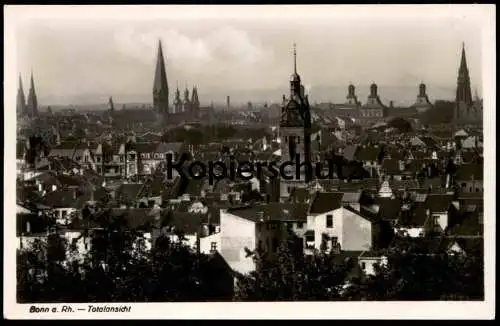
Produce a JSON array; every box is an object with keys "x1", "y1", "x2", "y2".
[
  {"x1": 96, "y1": 156, "x2": 101, "y2": 163},
  {"x1": 475, "y1": 188, "x2": 479, "y2": 192},
  {"x1": 210, "y1": 242, "x2": 217, "y2": 252},
  {"x1": 305, "y1": 234, "x2": 315, "y2": 243},
  {"x1": 297, "y1": 222, "x2": 304, "y2": 229},
  {"x1": 433, "y1": 215, "x2": 440, "y2": 227},
  {"x1": 61, "y1": 210, "x2": 67, "y2": 219},
  {"x1": 326, "y1": 215, "x2": 333, "y2": 228},
  {"x1": 361, "y1": 262, "x2": 366, "y2": 270}
]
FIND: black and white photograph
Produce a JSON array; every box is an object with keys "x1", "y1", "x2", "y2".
[{"x1": 4, "y1": 4, "x2": 495, "y2": 319}]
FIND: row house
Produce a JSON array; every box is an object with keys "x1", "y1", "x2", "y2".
[
  {"x1": 93, "y1": 141, "x2": 184, "y2": 178},
  {"x1": 395, "y1": 193, "x2": 455, "y2": 238}
]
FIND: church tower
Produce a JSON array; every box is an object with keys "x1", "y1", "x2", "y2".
[
  {"x1": 346, "y1": 83, "x2": 359, "y2": 105},
  {"x1": 454, "y1": 42, "x2": 482, "y2": 128},
  {"x1": 153, "y1": 40, "x2": 169, "y2": 118},
  {"x1": 17, "y1": 74, "x2": 27, "y2": 118},
  {"x1": 108, "y1": 96, "x2": 115, "y2": 112},
  {"x1": 456, "y1": 43, "x2": 473, "y2": 106},
  {"x1": 26, "y1": 72, "x2": 38, "y2": 117},
  {"x1": 173, "y1": 81, "x2": 182, "y2": 114},
  {"x1": 413, "y1": 82, "x2": 433, "y2": 113},
  {"x1": 279, "y1": 43, "x2": 312, "y2": 199},
  {"x1": 182, "y1": 83, "x2": 191, "y2": 113},
  {"x1": 191, "y1": 86, "x2": 200, "y2": 117}
]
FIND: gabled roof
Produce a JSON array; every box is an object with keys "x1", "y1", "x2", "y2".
[
  {"x1": 162, "y1": 211, "x2": 205, "y2": 234},
  {"x1": 109, "y1": 208, "x2": 159, "y2": 230},
  {"x1": 226, "y1": 203, "x2": 308, "y2": 223},
  {"x1": 425, "y1": 193, "x2": 454, "y2": 213},
  {"x1": 341, "y1": 191, "x2": 362, "y2": 203},
  {"x1": 309, "y1": 192, "x2": 344, "y2": 215},
  {"x1": 375, "y1": 197, "x2": 402, "y2": 221}
]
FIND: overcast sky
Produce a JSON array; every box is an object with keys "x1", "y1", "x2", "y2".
[{"x1": 7, "y1": 5, "x2": 490, "y2": 105}]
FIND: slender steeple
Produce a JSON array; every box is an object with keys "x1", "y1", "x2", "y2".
[
  {"x1": 191, "y1": 86, "x2": 200, "y2": 107},
  {"x1": 293, "y1": 43, "x2": 297, "y2": 74},
  {"x1": 191, "y1": 85, "x2": 200, "y2": 116},
  {"x1": 184, "y1": 82, "x2": 190, "y2": 101},
  {"x1": 456, "y1": 42, "x2": 473, "y2": 105},
  {"x1": 17, "y1": 74, "x2": 27, "y2": 117},
  {"x1": 108, "y1": 96, "x2": 115, "y2": 112},
  {"x1": 183, "y1": 82, "x2": 191, "y2": 113},
  {"x1": 27, "y1": 71, "x2": 38, "y2": 117},
  {"x1": 173, "y1": 80, "x2": 182, "y2": 114},
  {"x1": 290, "y1": 43, "x2": 301, "y2": 96},
  {"x1": 153, "y1": 39, "x2": 169, "y2": 115}
]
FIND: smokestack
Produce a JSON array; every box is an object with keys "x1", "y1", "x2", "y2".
[{"x1": 226, "y1": 96, "x2": 230, "y2": 110}]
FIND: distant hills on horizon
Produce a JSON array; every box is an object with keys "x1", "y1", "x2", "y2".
[{"x1": 37, "y1": 84, "x2": 462, "y2": 110}]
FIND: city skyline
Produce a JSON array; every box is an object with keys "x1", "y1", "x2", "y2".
[{"x1": 11, "y1": 5, "x2": 485, "y2": 106}]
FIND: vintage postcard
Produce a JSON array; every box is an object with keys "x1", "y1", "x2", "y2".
[{"x1": 4, "y1": 4, "x2": 495, "y2": 319}]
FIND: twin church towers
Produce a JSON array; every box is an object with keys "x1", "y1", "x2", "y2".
[
  {"x1": 153, "y1": 40, "x2": 200, "y2": 120},
  {"x1": 17, "y1": 72, "x2": 38, "y2": 119}
]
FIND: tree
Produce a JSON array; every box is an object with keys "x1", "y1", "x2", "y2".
[
  {"x1": 234, "y1": 233, "x2": 353, "y2": 301},
  {"x1": 342, "y1": 237, "x2": 484, "y2": 301},
  {"x1": 387, "y1": 117, "x2": 413, "y2": 133}
]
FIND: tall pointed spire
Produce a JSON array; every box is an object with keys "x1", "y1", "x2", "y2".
[
  {"x1": 191, "y1": 85, "x2": 199, "y2": 106},
  {"x1": 153, "y1": 39, "x2": 169, "y2": 116},
  {"x1": 27, "y1": 70, "x2": 38, "y2": 117},
  {"x1": 191, "y1": 85, "x2": 200, "y2": 116},
  {"x1": 290, "y1": 42, "x2": 301, "y2": 95},
  {"x1": 108, "y1": 96, "x2": 115, "y2": 112},
  {"x1": 184, "y1": 81, "x2": 190, "y2": 101},
  {"x1": 456, "y1": 42, "x2": 473, "y2": 105},
  {"x1": 173, "y1": 80, "x2": 182, "y2": 114},
  {"x1": 17, "y1": 74, "x2": 27, "y2": 117},
  {"x1": 293, "y1": 42, "x2": 297, "y2": 74},
  {"x1": 175, "y1": 80, "x2": 180, "y2": 96}
]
